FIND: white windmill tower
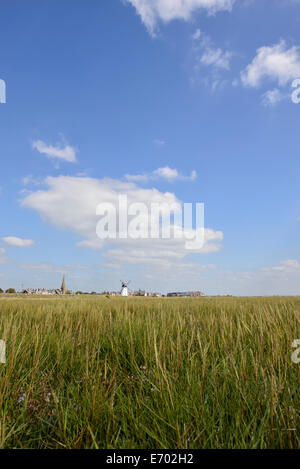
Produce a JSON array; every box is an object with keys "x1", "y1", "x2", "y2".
[{"x1": 120, "y1": 280, "x2": 130, "y2": 297}]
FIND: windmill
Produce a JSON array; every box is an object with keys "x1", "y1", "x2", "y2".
[{"x1": 120, "y1": 280, "x2": 130, "y2": 297}]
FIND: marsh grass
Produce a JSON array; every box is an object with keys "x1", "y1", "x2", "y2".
[{"x1": 0, "y1": 295, "x2": 299, "y2": 448}]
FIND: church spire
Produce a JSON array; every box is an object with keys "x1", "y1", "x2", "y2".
[{"x1": 61, "y1": 276, "x2": 66, "y2": 294}]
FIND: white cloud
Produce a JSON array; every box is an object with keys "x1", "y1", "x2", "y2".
[
  {"x1": 125, "y1": 166, "x2": 197, "y2": 182},
  {"x1": 154, "y1": 167, "x2": 180, "y2": 179},
  {"x1": 241, "y1": 40, "x2": 300, "y2": 88},
  {"x1": 2, "y1": 237, "x2": 35, "y2": 247},
  {"x1": 32, "y1": 139, "x2": 77, "y2": 163},
  {"x1": 21, "y1": 175, "x2": 223, "y2": 270},
  {"x1": 125, "y1": 0, "x2": 236, "y2": 35}
]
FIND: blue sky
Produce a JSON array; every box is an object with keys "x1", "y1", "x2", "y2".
[{"x1": 1, "y1": 0, "x2": 300, "y2": 295}]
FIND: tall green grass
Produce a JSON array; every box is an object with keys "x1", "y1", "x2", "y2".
[{"x1": 0, "y1": 296, "x2": 299, "y2": 448}]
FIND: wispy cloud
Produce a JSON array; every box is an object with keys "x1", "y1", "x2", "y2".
[
  {"x1": 193, "y1": 29, "x2": 232, "y2": 70},
  {"x1": 261, "y1": 88, "x2": 287, "y2": 106},
  {"x1": 191, "y1": 28, "x2": 233, "y2": 90},
  {"x1": 153, "y1": 138, "x2": 166, "y2": 146},
  {"x1": 192, "y1": 28, "x2": 202, "y2": 40},
  {"x1": 22, "y1": 175, "x2": 42, "y2": 186},
  {"x1": 20, "y1": 262, "x2": 88, "y2": 274},
  {"x1": 261, "y1": 259, "x2": 300, "y2": 273},
  {"x1": 32, "y1": 139, "x2": 77, "y2": 163},
  {"x1": 2, "y1": 237, "x2": 35, "y2": 247},
  {"x1": 0, "y1": 248, "x2": 7, "y2": 264}
]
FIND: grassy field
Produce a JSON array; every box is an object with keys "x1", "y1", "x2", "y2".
[{"x1": 0, "y1": 295, "x2": 299, "y2": 449}]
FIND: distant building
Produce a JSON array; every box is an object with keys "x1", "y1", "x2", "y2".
[
  {"x1": 132, "y1": 289, "x2": 146, "y2": 297},
  {"x1": 21, "y1": 288, "x2": 62, "y2": 295},
  {"x1": 167, "y1": 291, "x2": 205, "y2": 298},
  {"x1": 20, "y1": 276, "x2": 69, "y2": 296}
]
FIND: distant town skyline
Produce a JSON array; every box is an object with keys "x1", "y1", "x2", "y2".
[{"x1": 1, "y1": 1, "x2": 300, "y2": 295}]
